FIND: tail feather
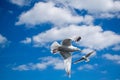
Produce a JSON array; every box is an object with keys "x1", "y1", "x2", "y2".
[
  {"x1": 85, "y1": 58, "x2": 90, "y2": 62},
  {"x1": 50, "y1": 41, "x2": 60, "y2": 53}
]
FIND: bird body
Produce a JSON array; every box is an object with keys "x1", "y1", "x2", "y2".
[{"x1": 50, "y1": 37, "x2": 81, "y2": 77}]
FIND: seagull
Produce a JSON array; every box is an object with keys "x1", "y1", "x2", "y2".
[
  {"x1": 50, "y1": 36, "x2": 81, "y2": 77},
  {"x1": 73, "y1": 51, "x2": 95, "y2": 64}
]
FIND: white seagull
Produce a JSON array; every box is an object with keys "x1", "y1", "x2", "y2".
[
  {"x1": 50, "y1": 36, "x2": 81, "y2": 77},
  {"x1": 73, "y1": 51, "x2": 95, "y2": 64}
]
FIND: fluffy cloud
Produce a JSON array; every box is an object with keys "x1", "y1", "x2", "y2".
[
  {"x1": 16, "y1": 2, "x2": 93, "y2": 26},
  {"x1": 33, "y1": 25, "x2": 120, "y2": 50},
  {"x1": 82, "y1": 48, "x2": 95, "y2": 54},
  {"x1": 12, "y1": 64, "x2": 29, "y2": 71},
  {"x1": 12, "y1": 56, "x2": 64, "y2": 71},
  {"x1": 102, "y1": 54, "x2": 120, "y2": 64},
  {"x1": 47, "y1": 0, "x2": 120, "y2": 18},
  {"x1": 78, "y1": 64, "x2": 97, "y2": 70},
  {"x1": 0, "y1": 34, "x2": 9, "y2": 48},
  {"x1": 68, "y1": 0, "x2": 120, "y2": 13},
  {"x1": 20, "y1": 37, "x2": 32, "y2": 44},
  {"x1": 10, "y1": 0, "x2": 31, "y2": 7},
  {"x1": 112, "y1": 45, "x2": 120, "y2": 51},
  {"x1": 15, "y1": 0, "x2": 120, "y2": 27},
  {"x1": 14, "y1": 0, "x2": 120, "y2": 51}
]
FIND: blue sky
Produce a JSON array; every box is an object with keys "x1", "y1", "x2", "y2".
[{"x1": 0, "y1": 0, "x2": 120, "y2": 80}]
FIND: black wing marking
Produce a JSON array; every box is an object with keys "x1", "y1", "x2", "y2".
[
  {"x1": 73, "y1": 57, "x2": 84, "y2": 64},
  {"x1": 85, "y1": 51, "x2": 94, "y2": 57},
  {"x1": 61, "y1": 39, "x2": 72, "y2": 46},
  {"x1": 75, "y1": 36, "x2": 81, "y2": 42}
]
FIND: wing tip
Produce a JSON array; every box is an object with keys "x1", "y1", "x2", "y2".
[
  {"x1": 73, "y1": 61, "x2": 77, "y2": 64},
  {"x1": 67, "y1": 72, "x2": 71, "y2": 78},
  {"x1": 75, "y1": 36, "x2": 81, "y2": 42}
]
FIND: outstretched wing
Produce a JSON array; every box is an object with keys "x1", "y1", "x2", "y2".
[
  {"x1": 60, "y1": 52, "x2": 72, "y2": 77},
  {"x1": 64, "y1": 56, "x2": 72, "y2": 78},
  {"x1": 73, "y1": 57, "x2": 84, "y2": 64},
  {"x1": 60, "y1": 51, "x2": 71, "y2": 59},
  {"x1": 85, "y1": 51, "x2": 94, "y2": 57},
  {"x1": 62, "y1": 39, "x2": 72, "y2": 46}
]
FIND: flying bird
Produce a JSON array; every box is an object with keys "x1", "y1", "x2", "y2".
[
  {"x1": 50, "y1": 36, "x2": 81, "y2": 77},
  {"x1": 73, "y1": 51, "x2": 95, "y2": 64}
]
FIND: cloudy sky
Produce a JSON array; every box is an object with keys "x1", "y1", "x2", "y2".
[{"x1": 0, "y1": 0, "x2": 120, "y2": 80}]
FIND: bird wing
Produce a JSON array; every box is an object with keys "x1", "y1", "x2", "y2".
[
  {"x1": 73, "y1": 57, "x2": 84, "y2": 64},
  {"x1": 85, "y1": 51, "x2": 94, "y2": 57},
  {"x1": 60, "y1": 51, "x2": 71, "y2": 59},
  {"x1": 60, "y1": 52, "x2": 72, "y2": 77},
  {"x1": 61, "y1": 39, "x2": 72, "y2": 46}
]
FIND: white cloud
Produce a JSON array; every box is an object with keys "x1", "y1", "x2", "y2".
[
  {"x1": 78, "y1": 64, "x2": 93, "y2": 70},
  {"x1": 112, "y1": 45, "x2": 120, "y2": 51},
  {"x1": 78, "y1": 64, "x2": 97, "y2": 70},
  {"x1": 15, "y1": 0, "x2": 120, "y2": 27},
  {"x1": 46, "y1": 0, "x2": 120, "y2": 18},
  {"x1": 83, "y1": 15, "x2": 94, "y2": 25},
  {"x1": 10, "y1": 0, "x2": 31, "y2": 7},
  {"x1": 20, "y1": 37, "x2": 32, "y2": 44},
  {"x1": 102, "y1": 53, "x2": 120, "y2": 64},
  {"x1": 39, "y1": 56, "x2": 64, "y2": 70},
  {"x1": 69, "y1": 0, "x2": 118, "y2": 12},
  {"x1": 82, "y1": 48, "x2": 96, "y2": 57},
  {"x1": 98, "y1": 13, "x2": 115, "y2": 18},
  {"x1": 82, "y1": 48, "x2": 95, "y2": 54},
  {"x1": 34, "y1": 63, "x2": 47, "y2": 70},
  {"x1": 12, "y1": 64, "x2": 29, "y2": 71},
  {"x1": 12, "y1": 56, "x2": 64, "y2": 71},
  {"x1": 33, "y1": 25, "x2": 120, "y2": 50},
  {"x1": 0, "y1": 34, "x2": 9, "y2": 48},
  {"x1": 54, "y1": 62, "x2": 64, "y2": 70},
  {"x1": 16, "y1": 2, "x2": 93, "y2": 26}
]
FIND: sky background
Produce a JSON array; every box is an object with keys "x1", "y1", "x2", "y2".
[{"x1": 0, "y1": 0, "x2": 120, "y2": 80}]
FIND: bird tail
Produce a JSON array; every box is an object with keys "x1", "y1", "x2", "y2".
[
  {"x1": 82, "y1": 56, "x2": 90, "y2": 62},
  {"x1": 50, "y1": 41, "x2": 60, "y2": 54},
  {"x1": 85, "y1": 57, "x2": 90, "y2": 62}
]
